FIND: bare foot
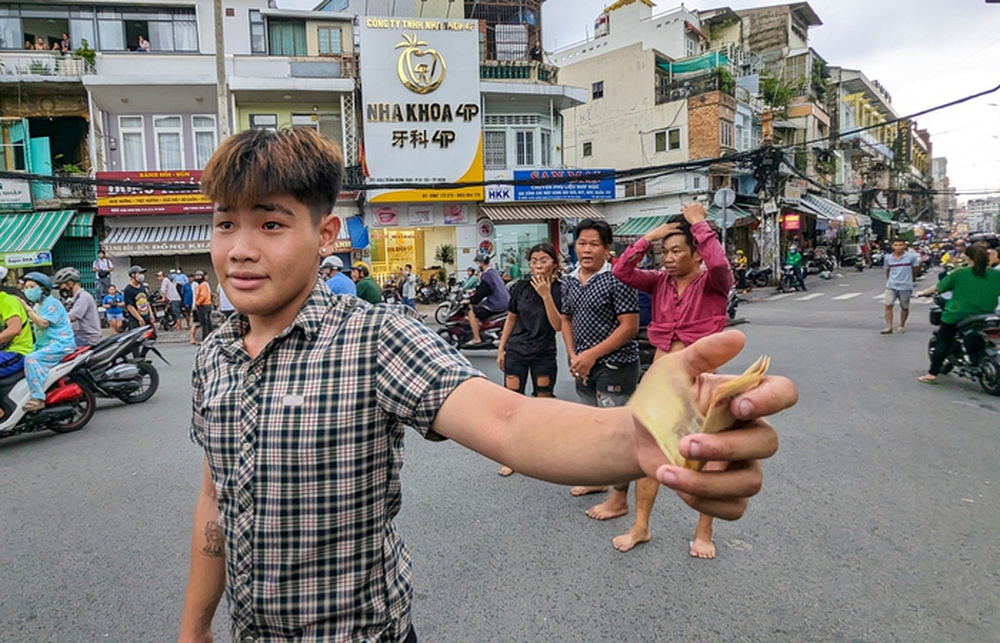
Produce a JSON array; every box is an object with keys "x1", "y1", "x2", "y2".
[
  {"x1": 570, "y1": 485, "x2": 607, "y2": 497},
  {"x1": 689, "y1": 538, "x2": 716, "y2": 559},
  {"x1": 612, "y1": 526, "x2": 650, "y2": 552},
  {"x1": 498, "y1": 465, "x2": 514, "y2": 477},
  {"x1": 585, "y1": 498, "x2": 629, "y2": 520}
]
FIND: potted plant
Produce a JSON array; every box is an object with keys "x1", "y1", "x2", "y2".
[
  {"x1": 434, "y1": 243, "x2": 455, "y2": 280},
  {"x1": 73, "y1": 39, "x2": 96, "y2": 73}
]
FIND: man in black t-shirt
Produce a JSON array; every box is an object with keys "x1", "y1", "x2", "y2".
[{"x1": 123, "y1": 265, "x2": 155, "y2": 331}]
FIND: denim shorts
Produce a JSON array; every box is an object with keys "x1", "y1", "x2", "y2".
[
  {"x1": 884, "y1": 288, "x2": 912, "y2": 308},
  {"x1": 575, "y1": 360, "x2": 639, "y2": 408},
  {"x1": 504, "y1": 353, "x2": 558, "y2": 397}
]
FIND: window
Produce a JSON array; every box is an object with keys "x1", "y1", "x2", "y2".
[
  {"x1": 655, "y1": 128, "x2": 681, "y2": 153},
  {"x1": 582, "y1": 141, "x2": 593, "y2": 158},
  {"x1": 249, "y1": 10, "x2": 266, "y2": 54},
  {"x1": 515, "y1": 130, "x2": 534, "y2": 166},
  {"x1": 484, "y1": 130, "x2": 507, "y2": 170},
  {"x1": 192, "y1": 115, "x2": 217, "y2": 169},
  {"x1": 540, "y1": 129, "x2": 552, "y2": 167},
  {"x1": 119, "y1": 116, "x2": 146, "y2": 172},
  {"x1": 317, "y1": 26, "x2": 342, "y2": 56},
  {"x1": 269, "y1": 19, "x2": 307, "y2": 57},
  {"x1": 693, "y1": 176, "x2": 701, "y2": 189},
  {"x1": 153, "y1": 115, "x2": 184, "y2": 170},
  {"x1": 249, "y1": 114, "x2": 278, "y2": 131},
  {"x1": 685, "y1": 37, "x2": 698, "y2": 58},
  {"x1": 592, "y1": 81, "x2": 604, "y2": 100},
  {"x1": 720, "y1": 121, "x2": 734, "y2": 149},
  {"x1": 624, "y1": 179, "x2": 646, "y2": 198},
  {"x1": 291, "y1": 114, "x2": 318, "y2": 130}
]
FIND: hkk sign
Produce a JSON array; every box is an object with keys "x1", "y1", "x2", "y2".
[{"x1": 360, "y1": 17, "x2": 484, "y2": 203}]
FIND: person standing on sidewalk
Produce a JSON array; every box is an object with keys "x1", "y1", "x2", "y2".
[
  {"x1": 191, "y1": 271, "x2": 214, "y2": 343},
  {"x1": 881, "y1": 238, "x2": 921, "y2": 335},
  {"x1": 123, "y1": 266, "x2": 155, "y2": 331},
  {"x1": 399, "y1": 264, "x2": 418, "y2": 308},
  {"x1": 611, "y1": 203, "x2": 733, "y2": 558},
  {"x1": 495, "y1": 243, "x2": 562, "y2": 476},
  {"x1": 560, "y1": 218, "x2": 640, "y2": 515},
  {"x1": 92, "y1": 249, "x2": 113, "y2": 298}
]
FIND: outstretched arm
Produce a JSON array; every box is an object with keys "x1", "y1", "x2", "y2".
[{"x1": 433, "y1": 330, "x2": 794, "y2": 520}]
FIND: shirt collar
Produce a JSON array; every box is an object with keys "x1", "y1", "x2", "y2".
[
  {"x1": 570, "y1": 260, "x2": 610, "y2": 280},
  {"x1": 214, "y1": 279, "x2": 332, "y2": 360}
]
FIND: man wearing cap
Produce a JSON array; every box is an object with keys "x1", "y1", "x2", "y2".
[
  {"x1": 192, "y1": 270, "x2": 214, "y2": 342},
  {"x1": 351, "y1": 262, "x2": 382, "y2": 304},
  {"x1": 158, "y1": 270, "x2": 183, "y2": 331},
  {"x1": 322, "y1": 255, "x2": 357, "y2": 296},
  {"x1": 124, "y1": 265, "x2": 155, "y2": 331}
]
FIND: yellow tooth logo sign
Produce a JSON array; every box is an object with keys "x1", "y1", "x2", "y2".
[{"x1": 396, "y1": 33, "x2": 446, "y2": 95}]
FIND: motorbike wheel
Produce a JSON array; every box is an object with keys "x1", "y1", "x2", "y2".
[
  {"x1": 50, "y1": 382, "x2": 97, "y2": 434},
  {"x1": 437, "y1": 328, "x2": 460, "y2": 348},
  {"x1": 977, "y1": 353, "x2": 1000, "y2": 396},
  {"x1": 118, "y1": 361, "x2": 160, "y2": 404},
  {"x1": 752, "y1": 275, "x2": 769, "y2": 288},
  {"x1": 927, "y1": 336, "x2": 953, "y2": 375},
  {"x1": 434, "y1": 303, "x2": 453, "y2": 325}
]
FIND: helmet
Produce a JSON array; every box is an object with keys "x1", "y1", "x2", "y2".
[
  {"x1": 22, "y1": 271, "x2": 53, "y2": 292},
  {"x1": 0, "y1": 266, "x2": 7, "y2": 281},
  {"x1": 321, "y1": 255, "x2": 344, "y2": 270},
  {"x1": 352, "y1": 261, "x2": 370, "y2": 276},
  {"x1": 53, "y1": 267, "x2": 81, "y2": 285},
  {"x1": 736, "y1": 249, "x2": 745, "y2": 255}
]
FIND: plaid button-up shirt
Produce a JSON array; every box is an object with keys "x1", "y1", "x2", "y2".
[{"x1": 190, "y1": 282, "x2": 482, "y2": 642}]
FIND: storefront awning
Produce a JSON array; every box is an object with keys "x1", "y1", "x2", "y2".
[
  {"x1": 798, "y1": 194, "x2": 870, "y2": 226},
  {"x1": 103, "y1": 223, "x2": 211, "y2": 256},
  {"x1": 614, "y1": 214, "x2": 673, "y2": 237},
  {"x1": 870, "y1": 209, "x2": 894, "y2": 223},
  {"x1": 0, "y1": 210, "x2": 76, "y2": 268},
  {"x1": 64, "y1": 212, "x2": 95, "y2": 238},
  {"x1": 479, "y1": 203, "x2": 604, "y2": 222}
]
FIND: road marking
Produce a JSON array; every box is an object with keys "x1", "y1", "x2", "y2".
[
  {"x1": 831, "y1": 292, "x2": 862, "y2": 301},
  {"x1": 872, "y1": 295, "x2": 884, "y2": 300},
  {"x1": 795, "y1": 293, "x2": 825, "y2": 301},
  {"x1": 767, "y1": 293, "x2": 795, "y2": 301}
]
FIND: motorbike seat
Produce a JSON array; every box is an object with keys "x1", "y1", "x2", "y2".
[
  {"x1": 956, "y1": 314, "x2": 1000, "y2": 331},
  {"x1": 0, "y1": 370, "x2": 26, "y2": 388},
  {"x1": 61, "y1": 346, "x2": 90, "y2": 363}
]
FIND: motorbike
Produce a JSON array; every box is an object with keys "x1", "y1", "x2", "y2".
[
  {"x1": 149, "y1": 291, "x2": 179, "y2": 331},
  {"x1": 76, "y1": 325, "x2": 169, "y2": 404},
  {"x1": 434, "y1": 285, "x2": 474, "y2": 325},
  {"x1": 777, "y1": 264, "x2": 803, "y2": 293},
  {"x1": 927, "y1": 295, "x2": 1000, "y2": 395},
  {"x1": 727, "y1": 285, "x2": 741, "y2": 320},
  {"x1": 381, "y1": 276, "x2": 399, "y2": 304},
  {"x1": 0, "y1": 348, "x2": 97, "y2": 440},
  {"x1": 437, "y1": 302, "x2": 507, "y2": 350},
  {"x1": 745, "y1": 265, "x2": 773, "y2": 288}
]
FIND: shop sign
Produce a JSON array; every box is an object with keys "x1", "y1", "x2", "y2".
[
  {"x1": 102, "y1": 240, "x2": 209, "y2": 255},
  {"x1": 512, "y1": 169, "x2": 615, "y2": 201},
  {"x1": 96, "y1": 171, "x2": 211, "y2": 216},
  {"x1": 3, "y1": 251, "x2": 52, "y2": 267},
  {"x1": 0, "y1": 177, "x2": 33, "y2": 211},
  {"x1": 360, "y1": 17, "x2": 484, "y2": 203},
  {"x1": 783, "y1": 179, "x2": 806, "y2": 205},
  {"x1": 442, "y1": 204, "x2": 467, "y2": 224},
  {"x1": 782, "y1": 214, "x2": 802, "y2": 231},
  {"x1": 477, "y1": 218, "x2": 495, "y2": 238},
  {"x1": 333, "y1": 239, "x2": 353, "y2": 252},
  {"x1": 373, "y1": 206, "x2": 399, "y2": 226},
  {"x1": 408, "y1": 205, "x2": 432, "y2": 225}
]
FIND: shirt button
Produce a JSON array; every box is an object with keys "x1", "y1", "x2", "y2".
[
  {"x1": 241, "y1": 442, "x2": 252, "y2": 453},
  {"x1": 246, "y1": 373, "x2": 258, "y2": 384},
  {"x1": 237, "y1": 573, "x2": 249, "y2": 584},
  {"x1": 241, "y1": 635, "x2": 256, "y2": 643}
]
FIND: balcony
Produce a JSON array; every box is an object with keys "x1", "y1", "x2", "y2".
[
  {"x1": 840, "y1": 128, "x2": 894, "y2": 162},
  {"x1": 480, "y1": 60, "x2": 558, "y2": 84},
  {"x1": 0, "y1": 52, "x2": 93, "y2": 80},
  {"x1": 656, "y1": 70, "x2": 735, "y2": 105}
]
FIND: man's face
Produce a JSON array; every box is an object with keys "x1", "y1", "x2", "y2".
[
  {"x1": 575, "y1": 230, "x2": 608, "y2": 270},
  {"x1": 892, "y1": 241, "x2": 907, "y2": 255},
  {"x1": 211, "y1": 195, "x2": 338, "y2": 322},
  {"x1": 662, "y1": 234, "x2": 700, "y2": 278}
]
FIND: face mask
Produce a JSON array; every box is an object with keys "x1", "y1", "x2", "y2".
[
  {"x1": 135, "y1": 274, "x2": 145, "y2": 283},
  {"x1": 25, "y1": 286, "x2": 42, "y2": 302}
]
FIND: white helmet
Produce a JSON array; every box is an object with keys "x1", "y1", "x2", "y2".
[
  {"x1": 53, "y1": 266, "x2": 82, "y2": 285},
  {"x1": 0, "y1": 266, "x2": 8, "y2": 281},
  {"x1": 321, "y1": 255, "x2": 344, "y2": 270}
]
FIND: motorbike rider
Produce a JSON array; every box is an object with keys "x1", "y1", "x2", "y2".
[
  {"x1": 54, "y1": 267, "x2": 102, "y2": 348},
  {"x1": 786, "y1": 244, "x2": 807, "y2": 291},
  {"x1": 0, "y1": 267, "x2": 34, "y2": 418},
  {"x1": 350, "y1": 262, "x2": 382, "y2": 305},
  {"x1": 732, "y1": 249, "x2": 749, "y2": 291},
  {"x1": 465, "y1": 254, "x2": 510, "y2": 347},
  {"x1": 17, "y1": 272, "x2": 76, "y2": 412},
  {"x1": 462, "y1": 267, "x2": 480, "y2": 292},
  {"x1": 322, "y1": 255, "x2": 356, "y2": 296},
  {"x1": 917, "y1": 244, "x2": 1000, "y2": 385}
]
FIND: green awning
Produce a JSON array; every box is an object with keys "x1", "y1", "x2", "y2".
[
  {"x1": 870, "y1": 209, "x2": 894, "y2": 223},
  {"x1": 708, "y1": 204, "x2": 753, "y2": 226},
  {"x1": 614, "y1": 214, "x2": 674, "y2": 237},
  {"x1": 0, "y1": 210, "x2": 76, "y2": 268},
  {"x1": 64, "y1": 211, "x2": 94, "y2": 237}
]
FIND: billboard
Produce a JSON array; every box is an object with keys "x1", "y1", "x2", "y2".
[
  {"x1": 0, "y1": 177, "x2": 33, "y2": 212},
  {"x1": 360, "y1": 17, "x2": 484, "y2": 203},
  {"x1": 96, "y1": 170, "x2": 211, "y2": 216},
  {"x1": 485, "y1": 169, "x2": 615, "y2": 202}
]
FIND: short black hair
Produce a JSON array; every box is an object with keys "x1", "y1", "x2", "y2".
[
  {"x1": 891, "y1": 237, "x2": 907, "y2": 244},
  {"x1": 574, "y1": 218, "x2": 613, "y2": 247},
  {"x1": 664, "y1": 214, "x2": 696, "y2": 251},
  {"x1": 526, "y1": 242, "x2": 558, "y2": 265}
]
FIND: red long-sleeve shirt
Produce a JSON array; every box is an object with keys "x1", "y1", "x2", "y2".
[{"x1": 613, "y1": 220, "x2": 733, "y2": 350}]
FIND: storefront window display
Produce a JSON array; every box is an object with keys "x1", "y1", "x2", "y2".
[
  {"x1": 494, "y1": 222, "x2": 550, "y2": 281},
  {"x1": 369, "y1": 227, "x2": 458, "y2": 284}
]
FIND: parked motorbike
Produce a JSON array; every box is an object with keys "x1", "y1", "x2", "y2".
[
  {"x1": 77, "y1": 325, "x2": 169, "y2": 404},
  {"x1": 149, "y1": 291, "x2": 179, "y2": 331},
  {"x1": 381, "y1": 276, "x2": 399, "y2": 304},
  {"x1": 727, "y1": 285, "x2": 741, "y2": 320},
  {"x1": 927, "y1": 295, "x2": 1000, "y2": 395},
  {"x1": 746, "y1": 265, "x2": 773, "y2": 288},
  {"x1": 0, "y1": 348, "x2": 97, "y2": 440},
  {"x1": 437, "y1": 303, "x2": 507, "y2": 350}
]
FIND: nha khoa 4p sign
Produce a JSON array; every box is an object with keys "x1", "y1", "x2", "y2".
[{"x1": 360, "y1": 17, "x2": 484, "y2": 203}]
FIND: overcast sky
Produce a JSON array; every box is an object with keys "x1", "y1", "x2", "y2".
[{"x1": 280, "y1": 0, "x2": 1000, "y2": 200}]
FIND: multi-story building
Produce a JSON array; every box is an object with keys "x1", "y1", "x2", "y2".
[
  {"x1": 931, "y1": 157, "x2": 956, "y2": 232},
  {"x1": 966, "y1": 197, "x2": 999, "y2": 234}
]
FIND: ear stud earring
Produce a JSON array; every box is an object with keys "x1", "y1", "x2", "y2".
[{"x1": 321, "y1": 248, "x2": 328, "y2": 254}]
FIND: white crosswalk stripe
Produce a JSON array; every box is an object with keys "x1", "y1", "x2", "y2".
[
  {"x1": 767, "y1": 293, "x2": 795, "y2": 301},
  {"x1": 831, "y1": 292, "x2": 862, "y2": 301},
  {"x1": 796, "y1": 293, "x2": 825, "y2": 301}
]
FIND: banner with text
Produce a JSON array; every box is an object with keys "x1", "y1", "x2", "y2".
[{"x1": 96, "y1": 170, "x2": 211, "y2": 216}]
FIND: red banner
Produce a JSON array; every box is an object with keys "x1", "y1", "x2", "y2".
[{"x1": 96, "y1": 170, "x2": 212, "y2": 216}]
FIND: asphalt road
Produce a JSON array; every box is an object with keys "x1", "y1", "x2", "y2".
[{"x1": 2, "y1": 268, "x2": 998, "y2": 642}]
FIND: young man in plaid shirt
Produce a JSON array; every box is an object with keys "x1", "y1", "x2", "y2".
[{"x1": 178, "y1": 128, "x2": 797, "y2": 643}]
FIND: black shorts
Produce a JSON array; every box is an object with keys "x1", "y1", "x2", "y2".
[
  {"x1": 575, "y1": 361, "x2": 639, "y2": 408},
  {"x1": 196, "y1": 305, "x2": 213, "y2": 332},
  {"x1": 473, "y1": 304, "x2": 501, "y2": 322},
  {"x1": 504, "y1": 353, "x2": 558, "y2": 396}
]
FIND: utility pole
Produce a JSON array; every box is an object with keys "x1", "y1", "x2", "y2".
[{"x1": 214, "y1": 0, "x2": 231, "y2": 139}]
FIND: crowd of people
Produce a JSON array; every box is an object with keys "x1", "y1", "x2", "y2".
[{"x1": 24, "y1": 33, "x2": 72, "y2": 53}]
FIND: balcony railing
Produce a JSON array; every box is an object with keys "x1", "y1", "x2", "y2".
[
  {"x1": 0, "y1": 52, "x2": 93, "y2": 78},
  {"x1": 480, "y1": 60, "x2": 558, "y2": 84},
  {"x1": 656, "y1": 71, "x2": 735, "y2": 105}
]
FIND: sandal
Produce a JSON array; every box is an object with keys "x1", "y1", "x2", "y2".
[
  {"x1": 917, "y1": 375, "x2": 938, "y2": 385},
  {"x1": 22, "y1": 399, "x2": 45, "y2": 412},
  {"x1": 879, "y1": 328, "x2": 893, "y2": 335}
]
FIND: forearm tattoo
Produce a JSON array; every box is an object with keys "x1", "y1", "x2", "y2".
[{"x1": 201, "y1": 521, "x2": 225, "y2": 557}]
